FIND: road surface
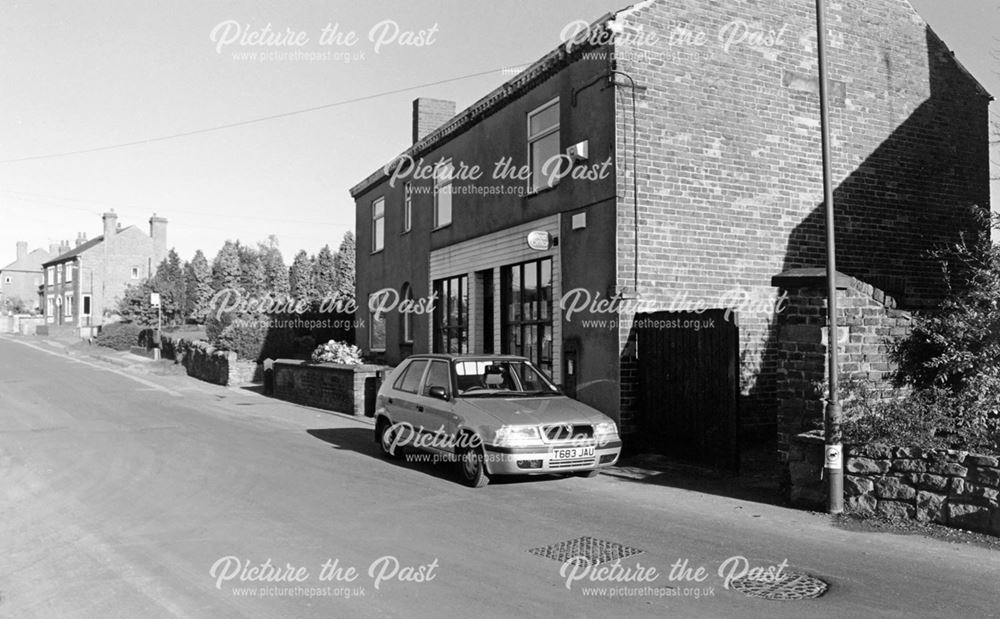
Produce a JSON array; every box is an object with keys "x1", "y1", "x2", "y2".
[{"x1": 1, "y1": 335, "x2": 998, "y2": 618}]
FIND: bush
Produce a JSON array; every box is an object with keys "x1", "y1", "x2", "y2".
[
  {"x1": 95, "y1": 321, "x2": 143, "y2": 351},
  {"x1": 311, "y1": 340, "x2": 363, "y2": 365},
  {"x1": 215, "y1": 317, "x2": 269, "y2": 361},
  {"x1": 842, "y1": 377, "x2": 1000, "y2": 453}
]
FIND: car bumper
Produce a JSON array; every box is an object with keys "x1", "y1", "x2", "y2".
[{"x1": 483, "y1": 440, "x2": 622, "y2": 475}]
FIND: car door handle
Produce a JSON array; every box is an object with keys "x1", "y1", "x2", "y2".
[{"x1": 417, "y1": 405, "x2": 424, "y2": 412}]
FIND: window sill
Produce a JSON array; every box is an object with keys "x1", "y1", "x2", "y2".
[
  {"x1": 400, "y1": 229, "x2": 411, "y2": 236},
  {"x1": 370, "y1": 249, "x2": 384, "y2": 256},
  {"x1": 524, "y1": 183, "x2": 559, "y2": 199},
  {"x1": 432, "y1": 224, "x2": 452, "y2": 232}
]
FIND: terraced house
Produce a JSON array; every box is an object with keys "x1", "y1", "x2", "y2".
[
  {"x1": 41, "y1": 211, "x2": 168, "y2": 337},
  {"x1": 349, "y1": 0, "x2": 991, "y2": 458}
]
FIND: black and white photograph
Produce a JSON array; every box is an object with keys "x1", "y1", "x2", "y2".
[{"x1": 2, "y1": 0, "x2": 999, "y2": 617}]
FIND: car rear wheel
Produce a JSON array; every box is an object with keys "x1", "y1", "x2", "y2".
[
  {"x1": 457, "y1": 441, "x2": 490, "y2": 488},
  {"x1": 376, "y1": 418, "x2": 402, "y2": 460}
]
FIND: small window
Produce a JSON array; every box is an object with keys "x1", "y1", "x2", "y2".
[
  {"x1": 82, "y1": 295, "x2": 92, "y2": 317},
  {"x1": 46, "y1": 267, "x2": 54, "y2": 285},
  {"x1": 130, "y1": 267, "x2": 140, "y2": 279},
  {"x1": 528, "y1": 98, "x2": 560, "y2": 192},
  {"x1": 393, "y1": 359, "x2": 428, "y2": 394},
  {"x1": 65, "y1": 264, "x2": 73, "y2": 282},
  {"x1": 369, "y1": 292, "x2": 386, "y2": 351},
  {"x1": 433, "y1": 160, "x2": 453, "y2": 228},
  {"x1": 403, "y1": 183, "x2": 412, "y2": 233},
  {"x1": 401, "y1": 283, "x2": 414, "y2": 344},
  {"x1": 56, "y1": 266, "x2": 62, "y2": 284},
  {"x1": 2, "y1": 276, "x2": 10, "y2": 285},
  {"x1": 422, "y1": 360, "x2": 452, "y2": 396},
  {"x1": 63, "y1": 293, "x2": 73, "y2": 317},
  {"x1": 372, "y1": 197, "x2": 385, "y2": 252}
]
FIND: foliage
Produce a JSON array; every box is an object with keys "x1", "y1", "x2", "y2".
[
  {"x1": 259, "y1": 236, "x2": 290, "y2": 297},
  {"x1": 205, "y1": 311, "x2": 235, "y2": 344},
  {"x1": 289, "y1": 250, "x2": 312, "y2": 301},
  {"x1": 215, "y1": 316, "x2": 270, "y2": 361},
  {"x1": 333, "y1": 231, "x2": 356, "y2": 303},
  {"x1": 238, "y1": 244, "x2": 266, "y2": 298},
  {"x1": 310, "y1": 339, "x2": 363, "y2": 365},
  {"x1": 116, "y1": 280, "x2": 159, "y2": 326},
  {"x1": 313, "y1": 244, "x2": 337, "y2": 304},
  {"x1": 212, "y1": 240, "x2": 242, "y2": 295},
  {"x1": 184, "y1": 250, "x2": 214, "y2": 323},
  {"x1": 95, "y1": 321, "x2": 143, "y2": 351},
  {"x1": 842, "y1": 377, "x2": 1000, "y2": 453},
  {"x1": 892, "y1": 207, "x2": 997, "y2": 390}
]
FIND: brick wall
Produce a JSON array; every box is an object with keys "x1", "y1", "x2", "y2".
[
  {"x1": 273, "y1": 360, "x2": 387, "y2": 416},
  {"x1": 772, "y1": 269, "x2": 912, "y2": 461},
  {"x1": 612, "y1": 0, "x2": 989, "y2": 435}
]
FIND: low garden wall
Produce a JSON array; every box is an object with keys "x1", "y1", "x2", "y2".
[
  {"x1": 177, "y1": 340, "x2": 259, "y2": 386},
  {"x1": 790, "y1": 432, "x2": 1000, "y2": 535},
  {"x1": 272, "y1": 360, "x2": 388, "y2": 417}
]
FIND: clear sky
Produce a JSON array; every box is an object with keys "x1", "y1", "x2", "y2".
[{"x1": 1, "y1": 0, "x2": 997, "y2": 265}]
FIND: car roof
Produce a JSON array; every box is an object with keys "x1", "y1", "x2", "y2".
[{"x1": 403, "y1": 353, "x2": 528, "y2": 362}]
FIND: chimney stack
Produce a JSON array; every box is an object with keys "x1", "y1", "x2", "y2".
[
  {"x1": 75, "y1": 232, "x2": 87, "y2": 247},
  {"x1": 16, "y1": 241, "x2": 27, "y2": 261},
  {"x1": 49, "y1": 243, "x2": 60, "y2": 258},
  {"x1": 149, "y1": 213, "x2": 167, "y2": 264},
  {"x1": 102, "y1": 210, "x2": 118, "y2": 241},
  {"x1": 412, "y1": 98, "x2": 456, "y2": 144}
]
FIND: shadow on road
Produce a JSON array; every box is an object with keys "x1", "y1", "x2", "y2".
[
  {"x1": 305, "y1": 427, "x2": 575, "y2": 487},
  {"x1": 605, "y1": 441, "x2": 790, "y2": 509}
]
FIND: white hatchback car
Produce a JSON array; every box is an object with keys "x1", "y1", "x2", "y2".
[{"x1": 374, "y1": 354, "x2": 622, "y2": 487}]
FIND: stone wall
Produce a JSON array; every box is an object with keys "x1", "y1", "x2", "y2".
[
  {"x1": 177, "y1": 340, "x2": 259, "y2": 387},
  {"x1": 273, "y1": 360, "x2": 387, "y2": 417},
  {"x1": 790, "y1": 432, "x2": 1000, "y2": 535},
  {"x1": 773, "y1": 269, "x2": 913, "y2": 462}
]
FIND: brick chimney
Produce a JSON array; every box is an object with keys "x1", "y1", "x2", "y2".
[
  {"x1": 102, "y1": 210, "x2": 118, "y2": 249},
  {"x1": 75, "y1": 232, "x2": 87, "y2": 247},
  {"x1": 149, "y1": 213, "x2": 167, "y2": 264},
  {"x1": 59, "y1": 240, "x2": 70, "y2": 255},
  {"x1": 412, "y1": 98, "x2": 456, "y2": 144},
  {"x1": 49, "y1": 243, "x2": 60, "y2": 258},
  {"x1": 16, "y1": 241, "x2": 27, "y2": 262}
]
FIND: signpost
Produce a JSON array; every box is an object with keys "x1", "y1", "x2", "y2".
[{"x1": 150, "y1": 292, "x2": 162, "y2": 361}]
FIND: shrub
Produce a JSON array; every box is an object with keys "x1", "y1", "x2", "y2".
[
  {"x1": 311, "y1": 340, "x2": 363, "y2": 365},
  {"x1": 842, "y1": 377, "x2": 1000, "y2": 453},
  {"x1": 215, "y1": 317, "x2": 269, "y2": 361},
  {"x1": 205, "y1": 311, "x2": 235, "y2": 344},
  {"x1": 95, "y1": 321, "x2": 143, "y2": 351}
]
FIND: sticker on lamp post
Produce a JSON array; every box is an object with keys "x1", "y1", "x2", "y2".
[
  {"x1": 825, "y1": 444, "x2": 842, "y2": 470},
  {"x1": 150, "y1": 292, "x2": 161, "y2": 307}
]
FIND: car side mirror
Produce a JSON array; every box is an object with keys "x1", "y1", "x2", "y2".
[{"x1": 428, "y1": 386, "x2": 450, "y2": 401}]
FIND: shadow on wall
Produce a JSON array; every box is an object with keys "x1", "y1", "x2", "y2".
[
  {"x1": 781, "y1": 26, "x2": 988, "y2": 309},
  {"x1": 630, "y1": 26, "x2": 989, "y2": 463}
]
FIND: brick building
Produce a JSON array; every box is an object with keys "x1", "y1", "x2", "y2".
[
  {"x1": 41, "y1": 211, "x2": 168, "y2": 335},
  {"x1": 0, "y1": 242, "x2": 52, "y2": 312},
  {"x1": 349, "y1": 0, "x2": 991, "y2": 449}
]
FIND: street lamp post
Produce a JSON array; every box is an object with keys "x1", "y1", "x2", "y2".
[{"x1": 816, "y1": 0, "x2": 843, "y2": 514}]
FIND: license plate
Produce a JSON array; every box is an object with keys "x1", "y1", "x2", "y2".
[{"x1": 552, "y1": 446, "x2": 595, "y2": 460}]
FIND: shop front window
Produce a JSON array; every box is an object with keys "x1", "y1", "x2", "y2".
[{"x1": 501, "y1": 258, "x2": 552, "y2": 375}]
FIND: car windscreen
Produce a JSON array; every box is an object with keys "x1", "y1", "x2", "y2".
[{"x1": 453, "y1": 360, "x2": 559, "y2": 397}]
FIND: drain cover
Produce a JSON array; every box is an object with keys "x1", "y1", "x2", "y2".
[
  {"x1": 728, "y1": 572, "x2": 829, "y2": 600},
  {"x1": 528, "y1": 536, "x2": 643, "y2": 565}
]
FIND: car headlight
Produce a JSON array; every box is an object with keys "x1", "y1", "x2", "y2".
[
  {"x1": 594, "y1": 421, "x2": 619, "y2": 445},
  {"x1": 494, "y1": 425, "x2": 542, "y2": 446}
]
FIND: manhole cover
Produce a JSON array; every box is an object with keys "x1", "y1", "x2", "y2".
[
  {"x1": 528, "y1": 536, "x2": 643, "y2": 565},
  {"x1": 728, "y1": 572, "x2": 829, "y2": 600}
]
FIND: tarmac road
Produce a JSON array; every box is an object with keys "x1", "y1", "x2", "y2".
[{"x1": 1, "y1": 335, "x2": 998, "y2": 618}]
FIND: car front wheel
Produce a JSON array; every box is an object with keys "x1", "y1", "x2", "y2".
[
  {"x1": 376, "y1": 418, "x2": 402, "y2": 460},
  {"x1": 457, "y1": 442, "x2": 490, "y2": 488}
]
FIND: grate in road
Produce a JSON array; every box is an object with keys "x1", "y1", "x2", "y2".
[
  {"x1": 728, "y1": 571, "x2": 829, "y2": 600},
  {"x1": 528, "y1": 536, "x2": 643, "y2": 565}
]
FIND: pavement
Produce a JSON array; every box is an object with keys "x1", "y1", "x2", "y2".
[{"x1": 1, "y1": 333, "x2": 999, "y2": 618}]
